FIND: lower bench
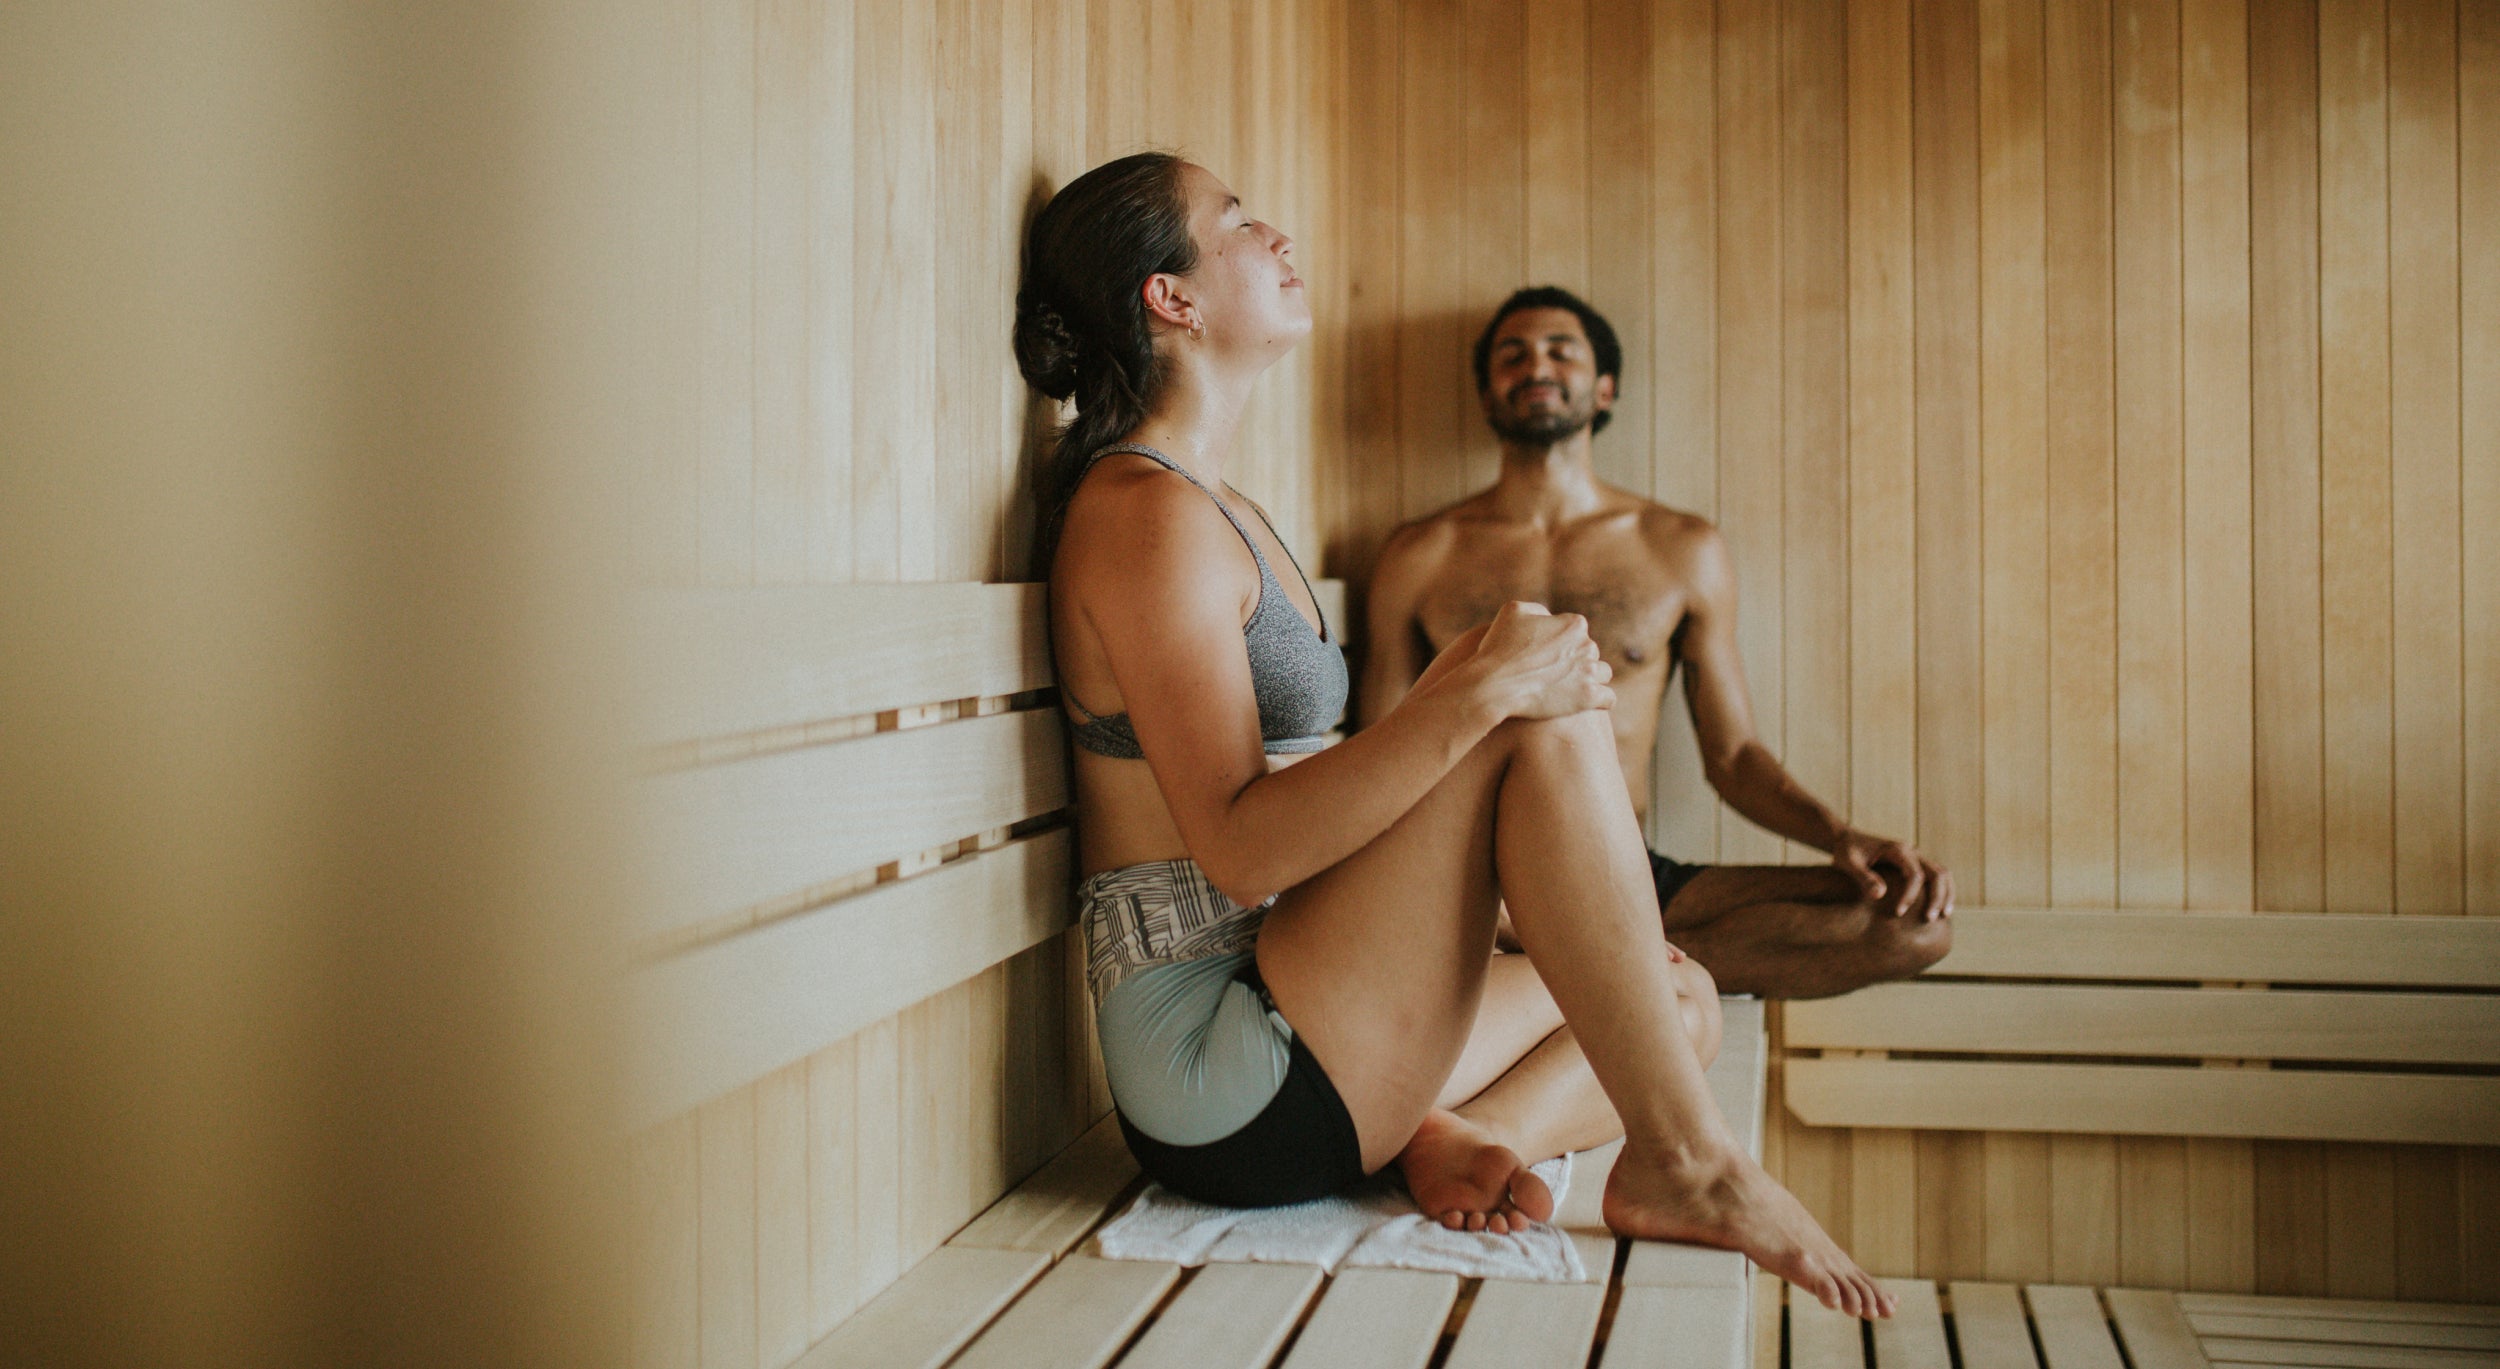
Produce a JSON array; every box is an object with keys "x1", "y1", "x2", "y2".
[{"x1": 801, "y1": 998, "x2": 1771, "y2": 1369}]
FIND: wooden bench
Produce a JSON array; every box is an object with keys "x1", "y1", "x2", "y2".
[
  {"x1": 1783, "y1": 908, "x2": 2500, "y2": 1146},
  {"x1": 801, "y1": 997, "x2": 1774, "y2": 1369}
]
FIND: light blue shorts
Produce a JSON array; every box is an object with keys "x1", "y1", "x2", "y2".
[{"x1": 1094, "y1": 949, "x2": 1295, "y2": 1146}]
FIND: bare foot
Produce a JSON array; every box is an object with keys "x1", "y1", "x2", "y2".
[
  {"x1": 1395, "y1": 1109, "x2": 1555, "y2": 1236},
  {"x1": 1602, "y1": 1143, "x2": 1896, "y2": 1320}
]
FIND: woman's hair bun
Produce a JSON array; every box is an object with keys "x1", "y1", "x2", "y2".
[{"x1": 1013, "y1": 292, "x2": 1083, "y2": 401}]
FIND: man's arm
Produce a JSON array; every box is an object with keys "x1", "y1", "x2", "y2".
[
  {"x1": 1354, "y1": 521, "x2": 1443, "y2": 729},
  {"x1": 1673, "y1": 525, "x2": 1953, "y2": 920}
]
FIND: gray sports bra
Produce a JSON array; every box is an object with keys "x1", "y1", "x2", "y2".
[{"x1": 1061, "y1": 443, "x2": 1349, "y2": 758}]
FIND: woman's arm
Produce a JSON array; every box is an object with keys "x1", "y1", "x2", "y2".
[{"x1": 1066, "y1": 472, "x2": 1609, "y2": 908}]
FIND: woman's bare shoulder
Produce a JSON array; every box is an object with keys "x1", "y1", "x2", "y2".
[{"x1": 1056, "y1": 458, "x2": 1256, "y2": 610}]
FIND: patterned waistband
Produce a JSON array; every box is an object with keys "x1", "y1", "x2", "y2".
[{"x1": 1077, "y1": 858, "x2": 1273, "y2": 1003}]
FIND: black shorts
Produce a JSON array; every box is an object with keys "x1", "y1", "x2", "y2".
[
  {"x1": 1651, "y1": 849, "x2": 1712, "y2": 913},
  {"x1": 1114, "y1": 966, "x2": 1368, "y2": 1208}
]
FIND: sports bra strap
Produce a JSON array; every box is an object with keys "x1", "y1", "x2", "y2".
[{"x1": 1080, "y1": 442, "x2": 1276, "y2": 581}]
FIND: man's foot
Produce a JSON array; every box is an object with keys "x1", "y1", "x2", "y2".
[
  {"x1": 1395, "y1": 1109, "x2": 1555, "y2": 1235},
  {"x1": 1602, "y1": 1142, "x2": 1896, "y2": 1320}
]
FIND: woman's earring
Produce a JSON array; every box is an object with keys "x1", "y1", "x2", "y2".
[{"x1": 1188, "y1": 316, "x2": 1204, "y2": 343}]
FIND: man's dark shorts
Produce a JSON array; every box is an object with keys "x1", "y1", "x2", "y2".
[{"x1": 1649, "y1": 849, "x2": 1711, "y2": 915}]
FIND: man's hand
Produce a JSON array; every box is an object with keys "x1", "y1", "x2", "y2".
[{"x1": 1830, "y1": 829, "x2": 1954, "y2": 922}]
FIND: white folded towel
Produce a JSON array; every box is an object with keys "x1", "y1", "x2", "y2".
[{"x1": 1091, "y1": 1153, "x2": 1584, "y2": 1283}]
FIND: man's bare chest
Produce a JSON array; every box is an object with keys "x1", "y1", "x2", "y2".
[{"x1": 1417, "y1": 544, "x2": 1688, "y2": 672}]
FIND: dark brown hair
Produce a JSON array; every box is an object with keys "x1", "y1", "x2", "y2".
[{"x1": 1013, "y1": 152, "x2": 1200, "y2": 520}]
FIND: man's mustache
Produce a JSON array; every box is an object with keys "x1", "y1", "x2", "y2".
[{"x1": 1506, "y1": 380, "x2": 1569, "y2": 406}]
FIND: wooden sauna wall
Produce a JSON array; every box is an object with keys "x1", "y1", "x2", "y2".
[
  {"x1": 1330, "y1": 0, "x2": 2497, "y2": 1300},
  {"x1": 625, "y1": 1, "x2": 1349, "y2": 1366}
]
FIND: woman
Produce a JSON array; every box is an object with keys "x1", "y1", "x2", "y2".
[{"x1": 1014, "y1": 152, "x2": 1891, "y2": 1319}]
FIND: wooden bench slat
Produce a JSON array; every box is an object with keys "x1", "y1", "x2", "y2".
[
  {"x1": 1787, "y1": 983, "x2": 2500, "y2": 1065},
  {"x1": 1710, "y1": 998, "x2": 1768, "y2": 1156},
  {"x1": 1931, "y1": 910, "x2": 2500, "y2": 988},
  {"x1": 641, "y1": 706, "x2": 1067, "y2": 939},
  {"x1": 2177, "y1": 1297, "x2": 2500, "y2": 1329},
  {"x1": 1279, "y1": 1268, "x2": 1461, "y2": 1369},
  {"x1": 636, "y1": 582, "x2": 1052, "y2": 745},
  {"x1": 1872, "y1": 1280, "x2": 1952, "y2": 1369},
  {"x1": 1785, "y1": 1283, "x2": 1869, "y2": 1369},
  {"x1": 2198, "y1": 1342, "x2": 2500, "y2": 1369},
  {"x1": 1622, "y1": 1240, "x2": 1749, "y2": 1290},
  {"x1": 1784, "y1": 1058, "x2": 2500, "y2": 1145},
  {"x1": 2108, "y1": 1289, "x2": 2216, "y2": 1369},
  {"x1": 1952, "y1": 1282, "x2": 2046, "y2": 1369},
  {"x1": 951, "y1": 1113, "x2": 1138, "y2": 1256},
  {"x1": 788, "y1": 1245, "x2": 1049, "y2": 1369},
  {"x1": 1601, "y1": 1285, "x2": 1752, "y2": 1369},
  {"x1": 2188, "y1": 1317, "x2": 2500, "y2": 1351},
  {"x1": 1443, "y1": 1278, "x2": 1608, "y2": 1369},
  {"x1": 948, "y1": 1254, "x2": 1180, "y2": 1369},
  {"x1": 2029, "y1": 1286, "x2": 2131, "y2": 1369},
  {"x1": 1113, "y1": 1262, "x2": 1326, "y2": 1369},
  {"x1": 628, "y1": 831, "x2": 1073, "y2": 1127}
]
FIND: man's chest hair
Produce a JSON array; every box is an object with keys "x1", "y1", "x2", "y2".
[{"x1": 1419, "y1": 564, "x2": 1689, "y2": 669}]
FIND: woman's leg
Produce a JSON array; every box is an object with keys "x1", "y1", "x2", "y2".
[
  {"x1": 1396, "y1": 954, "x2": 1720, "y2": 1233},
  {"x1": 1256, "y1": 709, "x2": 1891, "y2": 1317}
]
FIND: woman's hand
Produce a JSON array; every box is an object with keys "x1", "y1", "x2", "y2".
[{"x1": 1464, "y1": 601, "x2": 1615, "y2": 720}]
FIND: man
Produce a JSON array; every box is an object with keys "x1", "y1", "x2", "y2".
[{"x1": 1362, "y1": 286, "x2": 1952, "y2": 999}]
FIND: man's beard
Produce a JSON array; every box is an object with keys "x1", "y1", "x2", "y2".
[{"x1": 1488, "y1": 393, "x2": 1597, "y2": 443}]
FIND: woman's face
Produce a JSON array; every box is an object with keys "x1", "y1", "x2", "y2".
[{"x1": 1172, "y1": 163, "x2": 1310, "y2": 359}]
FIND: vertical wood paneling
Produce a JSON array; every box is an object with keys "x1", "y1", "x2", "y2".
[
  {"x1": 2467, "y1": 0, "x2": 2500, "y2": 922},
  {"x1": 1914, "y1": 0, "x2": 1987, "y2": 891},
  {"x1": 1588, "y1": 0, "x2": 1654, "y2": 499},
  {"x1": 1979, "y1": 0, "x2": 2051, "y2": 907},
  {"x1": 2186, "y1": 1136, "x2": 2257, "y2": 1293},
  {"x1": 2112, "y1": 0, "x2": 2186, "y2": 911},
  {"x1": 1461, "y1": 0, "x2": 1525, "y2": 496},
  {"x1": 1396, "y1": 0, "x2": 1466, "y2": 522},
  {"x1": 1525, "y1": 0, "x2": 1592, "y2": 290},
  {"x1": 2250, "y1": 0, "x2": 2326, "y2": 915},
  {"x1": 816, "y1": 0, "x2": 858, "y2": 585},
  {"x1": 697, "y1": 1087, "x2": 758, "y2": 1369},
  {"x1": 2181, "y1": 0, "x2": 2255, "y2": 911},
  {"x1": 2317, "y1": 0, "x2": 2395, "y2": 915},
  {"x1": 697, "y1": 0, "x2": 757, "y2": 588},
  {"x1": 634, "y1": 1114, "x2": 702, "y2": 1369},
  {"x1": 2118, "y1": 1135, "x2": 2190, "y2": 1291},
  {"x1": 851, "y1": 0, "x2": 936, "y2": 582},
  {"x1": 2045, "y1": 0, "x2": 2121, "y2": 908},
  {"x1": 1651, "y1": 0, "x2": 1722, "y2": 862},
  {"x1": 2257, "y1": 1140, "x2": 2329, "y2": 1295},
  {"x1": 754, "y1": 0, "x2": 822, "y2": 588},
  {"x1": 935, "y1": 0, "x2": 1007, "y2": 583},
  {"x1": 2387, "y1": 0, "x2": 2464, "y2": 916},
  {"x1": 1849, "y1": 0, "x2": 1919, "y2": 849},
  {"x1": 2051, "y1": 1134, "x2": 2120, "y2": 1286},
  {"x1": 754, "y1": 1063, "x2": 809, "y2": 1369},
  {"x1": 1716, "y1": 0, "x2": 1786, "y2": 866},
  {"x1": 1983, "y1": 1131, "x2": 2054, "y2": 1284},
  {"x1": 850, "y1": 1016, "x2": 901, "y2": 1305},
  {"x1": 1852, "y1": 1128, "x2": 1919, "y2": 1277},
  {"x1": 1781, "y1": 0, "x2": 1852, "y2": 869},
  {"x1": 804, "y1": 1037, "x2": 857, "y2": 1340}
]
